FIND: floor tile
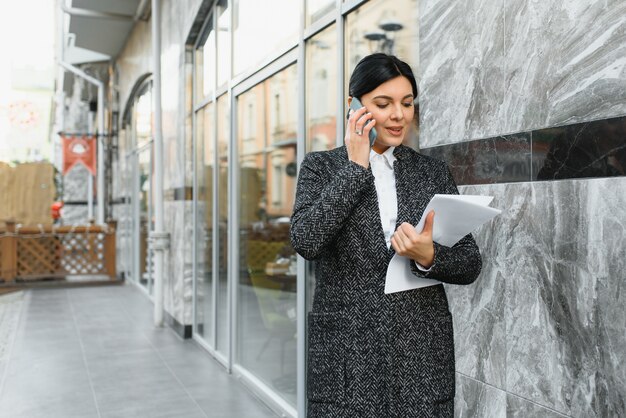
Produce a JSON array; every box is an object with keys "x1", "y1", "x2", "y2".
[{"x1": 0, "y1": 285, "x2": 281, "y2": 418}]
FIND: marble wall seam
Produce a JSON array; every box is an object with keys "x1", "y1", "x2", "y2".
[{"x1": 420, "y1": 114, "x2": 626, "y2": 185}]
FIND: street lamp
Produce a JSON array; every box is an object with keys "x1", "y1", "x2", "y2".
[{"x1": 363, "y1": 11, "x2": 404, "y2": 55}]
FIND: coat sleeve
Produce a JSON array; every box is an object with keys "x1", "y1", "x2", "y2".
[
  {"x1": 410, "y1": 164, "x2": 482, "y2": 285},
  {"x1": 290, "y1": 152, "x2": 374, "y2": 260}
]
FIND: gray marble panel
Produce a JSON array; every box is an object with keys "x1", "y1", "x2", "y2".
[
  {"x1": 507, "y1": 394, "x2": 569, "y2": 418},
  {"x1": 455, "y1": 373, "x2": 506, "y2": 418},
  {"x1": 445, "y1": 182, "x2": 507, "y2": 388},
  {"x1": 504, "y1": 0, "x2": 626, "y2": 134},
  {"x1": 419, "y1": 0, "x2": 505, "y2": 147},
  {"x1": 459, "y1": 178, "x2": 626, "y2": 417},
  {"x1": 163, "y1": 201, "x2": 194, "y2": 326}
]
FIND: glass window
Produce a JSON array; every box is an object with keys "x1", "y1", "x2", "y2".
[
  {"x1": 306, "y1": 23, "x2": 337, "y2": 152},
  {"x1": 196, "y1": 18, "x2": 216, "y2": 101},
  {"x1": 236, "y1": 65, "x2": 298, "y2": 406},
  {"x1": 306, "y1": 0, "x2": 335, "y2": 26},
  {"x1": 195, "y1": 103, "x2": 215, "y2": 343},
  {"x1": 345, "y1": 0, "x2": 419, "y2": 148},
  {"x1": 217, "y1": 1, "x2": 230, "y2": 87},
  {"x1": 137, "y1": 144, "x2": 153, "y2": 293},
  {"x1": 216, "y1": 94, "x2": 230, "y2": 354},
  {"x1": 233, "y1": 0, "x2": 299, "y2": 76},
  {"x1": 134, "y1": 88, "x2": 153, "y2": 148}
]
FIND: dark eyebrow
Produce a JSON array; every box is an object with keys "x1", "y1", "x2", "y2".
[{"x1": 372, "y1": 94, "x2": 414, "y2": 101}]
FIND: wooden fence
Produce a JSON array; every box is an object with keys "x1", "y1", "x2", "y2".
[{"x1": 0, "y1": 221, "x2": 116, "y2": 282}]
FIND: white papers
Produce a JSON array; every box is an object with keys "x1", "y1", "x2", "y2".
[{"x1": 384, "y1": 194, "x2": 502, "y2": 294}]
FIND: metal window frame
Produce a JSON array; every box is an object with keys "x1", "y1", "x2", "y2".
[
  {"x1": 230, "y1": 48, "x2": 299, "y2": 418},
  {"x1": 188, "y1": 1, "x2": 381, "y2": 417}
]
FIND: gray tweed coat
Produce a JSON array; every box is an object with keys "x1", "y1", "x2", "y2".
[{"x1": 290, "y1": 145, "x2": 482, "y2": 418}]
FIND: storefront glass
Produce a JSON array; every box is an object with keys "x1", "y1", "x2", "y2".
[
  {"x1": 306, "y1": 23, "x2": 338, "y2": 153},
  {"x1": 345, "y1": 0, "x2": 420, "y2": 148},
  {"x1": 236, "y1": 65, "x2": 298, "y2": 406},
  {"x1": 136, "y1": 144, "x2": 153, "y2": 294},
  {"x1": 306, "y1": 0, "x2": 334, "y2": 26},
  {"x1": 195, "y1": 18, "x2": 215, "y2": 101},
  {"x1": 189, "y1": 1, "x2": 421, "y2": 415},
  {"x1": 195, "y1": 104, "x2": 215, "y2": 343},
  {"x1": 233, "y1": 0, "x2": 299, "y2": 76},
  {"x1": 216, "y1": 94, "x2": 230, "y2": 354},
  {"x1": 217, "y1": 1, "x2": 230, "y2": 88}
]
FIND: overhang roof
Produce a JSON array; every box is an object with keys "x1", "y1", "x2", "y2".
[{"x1": 65, "y1": 0, "x2": 148, "y2": 64}]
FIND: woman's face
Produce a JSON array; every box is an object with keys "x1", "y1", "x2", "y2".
[{"x1": 356, "y1": 75, "x2": 415, "y2": 152}]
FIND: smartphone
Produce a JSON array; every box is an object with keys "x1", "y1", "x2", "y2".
[{"x1": 347, "y1": 97, "x2": 377, "y2": 147}]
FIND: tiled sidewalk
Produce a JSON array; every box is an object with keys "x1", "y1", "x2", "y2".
[{"x1": 0, "y1": 285, "x2": 278, "y2": 418}]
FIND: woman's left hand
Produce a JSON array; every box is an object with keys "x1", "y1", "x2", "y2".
[{"x1": 391, "y1": 211, "x2": 435, "y2": 268}]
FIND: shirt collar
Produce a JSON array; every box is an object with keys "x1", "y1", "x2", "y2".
[{"x1": 369, "y1": 146, "x2": 397, "y2": 168}]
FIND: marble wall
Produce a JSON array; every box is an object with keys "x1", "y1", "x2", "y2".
[
  {"x1": 449, "y1": 178, "x2": 626, "y2": 417},
  {"x1": 419, "y1": 0, "x2": 626, "y2": 147},
  {"x1": 420, "y1": 2, "x2": 626, "y2": 415}
]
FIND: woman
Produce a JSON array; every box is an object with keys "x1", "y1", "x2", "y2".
[{"x1": 290, "y1": 53, "x2": 482, "y2": 417}]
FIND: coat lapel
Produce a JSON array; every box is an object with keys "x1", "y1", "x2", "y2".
[
  {"x1": 364, "y1": 173, "x2": 391, "y2": 258},
  {"x1": 389, "y1": 145, "x2": 424, "y2": 259},
  {"x1": 337, "y1": 147, "x2": 390, "y2": 260}
]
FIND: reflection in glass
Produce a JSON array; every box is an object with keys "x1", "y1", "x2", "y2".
[
  {"x1": 216, "y1": 95, "x2": 230, "y2": 354},
  {"x1": 130, "y1": 84, "x2": 154, "y2": 293},
  {"x1": 134, "y1": 88, "x2": 153, "y2": 148},
  {"x1": 137, "y1": 145, "x2": 153, "y2": 294},
  {"x1": 345, "y1": 0, "x2": 419, "y2": 149},
  {"x1": 217, "y1": 1, "x2": 230, "y2": 87},
  {"x1": 233, "y1": 0, "x2": 299, "y2": 76},
  {"x1": 237, "y1": 65, "x2": 298, "y2": 405},
  {"x1": 120, "y1": 150, "x2": 133, "y2": 281},
  {"x1": 535, "y1": 117, "x2": 626, "y2": 180},
  {"x1": 306, "y1": 24, "x2": 337, "y2": 153},
  {"x1": 196, "y1": 19, "x2": 216, "y2": 101},
  {"x1": 195, "y1": 104, "x2": 215, "y2": 342},
  {"x1": 306, "y1": 0, "x2": 334, "y2": 26}
]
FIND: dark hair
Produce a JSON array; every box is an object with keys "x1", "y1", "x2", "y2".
[{"x1": 348, "y1": 53, "x2": 417, "y2": 100}]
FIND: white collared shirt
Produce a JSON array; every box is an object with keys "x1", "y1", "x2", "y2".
[
  {"x1": 370, "y1": 147, "x2": 431, "y2": 272},
  {"x1": 369, "y1": 147, "x2": 398, "y2": 249}
]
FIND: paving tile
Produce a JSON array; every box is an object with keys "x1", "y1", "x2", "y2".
[
  {"x1": 95, "y1": 378, "x2": 190, "y2": 413},
  {"x1": 0, "y1": 286, "x2": 280, "y2": 418},
  {"x1": 195, "y1": 396, "x2": 277, "y2": 418},
  {"x1": 0, "y1": 387, "x2": 98, "y2": 418},
  {"x1": 101, "y1": 395, "x2": 206, "y2": 418}
]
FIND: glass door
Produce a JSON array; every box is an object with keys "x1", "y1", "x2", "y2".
[
  {"x1": 236, "y1": 64, "x2": 298, "y2": 406},
  {"x1": 134, "y1": 143, "x2": 154, "y2": 295},
  {"x1": 195, "y1": 103, "x2": 215, "y2": 344},
  {"x1": 215, "y1": 94, "x2": 229, "y2": 357}
]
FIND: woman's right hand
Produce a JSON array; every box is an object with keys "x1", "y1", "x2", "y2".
[{"x1": 345, "y1": 106, "x2": 376, "y2": 169}]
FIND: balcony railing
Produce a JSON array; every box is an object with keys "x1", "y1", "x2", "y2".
[{"x1": 0, "y1": 221, "x2": 116, "y2": 283}]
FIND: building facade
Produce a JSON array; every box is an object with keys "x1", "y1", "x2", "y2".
[{"x1": 60, "y1": 0, "x2": 626, "y2": 416}]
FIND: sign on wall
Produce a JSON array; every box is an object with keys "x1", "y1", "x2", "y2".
[{"x1": 62, "y1": 135, "x2": 96, "y2": 175}]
